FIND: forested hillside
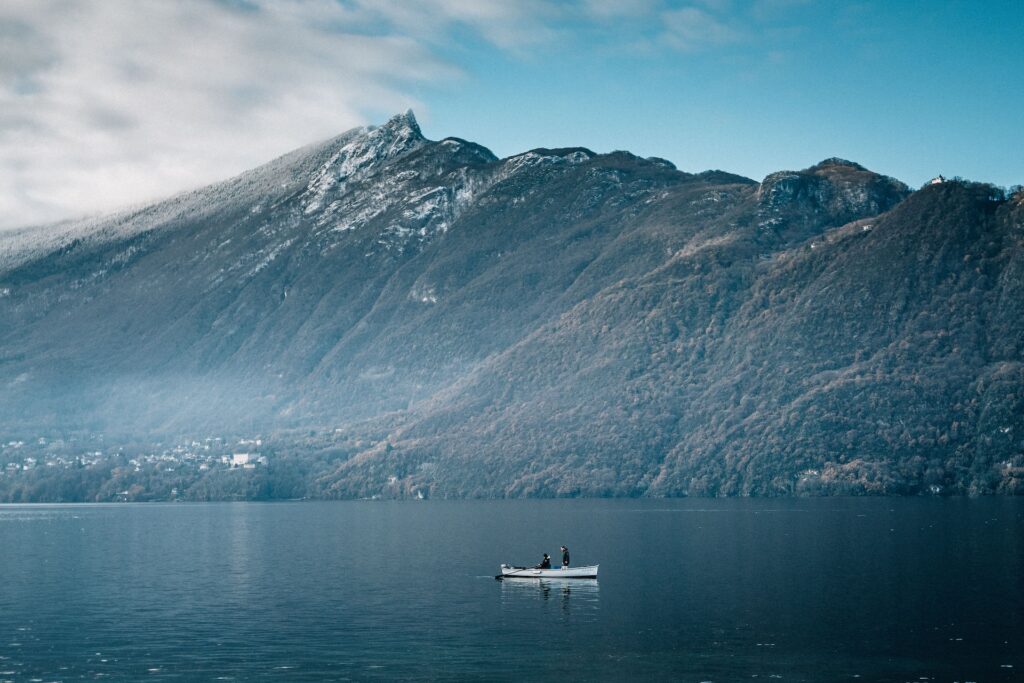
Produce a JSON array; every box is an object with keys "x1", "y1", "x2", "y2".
[{"x1": 1, "y1": 113, "x2": 1021, "y2": 500}]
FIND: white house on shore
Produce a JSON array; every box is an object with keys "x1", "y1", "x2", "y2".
[{"x1": 230, "y1": 453, "x2": 254, "y2": 468}]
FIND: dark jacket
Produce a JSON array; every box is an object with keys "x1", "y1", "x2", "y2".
[
  {"x1": 561, "y1": 548, "x2": 570, "y2": 567},
  {"x1": 537, "y1": 555, "x2": 551, "y2": 569}
]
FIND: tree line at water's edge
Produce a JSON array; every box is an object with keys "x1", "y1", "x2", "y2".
[{"x1": 1, "y1": 401, "x2": 1022, "y2": 502}]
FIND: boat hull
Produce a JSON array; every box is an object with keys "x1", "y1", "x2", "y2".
[{"x1": 499, "y1": 563, "x2": 598, "y2": 579}]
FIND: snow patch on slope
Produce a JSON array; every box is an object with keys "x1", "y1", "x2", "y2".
[{"x1": 301, "y1": 111, "x2": 425, "y2": 216}]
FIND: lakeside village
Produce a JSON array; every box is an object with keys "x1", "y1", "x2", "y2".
[
  {"x1": 0, "y1": 426, "x2": 435, "y2": 502},
  {"x1": 0, "y1": 434, "x2": 270, "y2": 501}
]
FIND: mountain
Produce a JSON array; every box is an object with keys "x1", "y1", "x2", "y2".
[{"x1": 1, "y1": 112, "x2": 1022, "y2": 500}]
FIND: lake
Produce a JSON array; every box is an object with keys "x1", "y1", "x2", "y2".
[{"x1": 1, "y1": 498, "x2": 1021, "y2": 681}]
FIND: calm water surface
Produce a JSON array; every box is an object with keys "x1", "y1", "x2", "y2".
[{"x1": 1, "y1": 498, "x2": 1021, "y2": 681}]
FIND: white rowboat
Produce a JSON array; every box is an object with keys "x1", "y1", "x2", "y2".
[{"x1": 498, "y1": 563, "x2": 599, "y2": 579}]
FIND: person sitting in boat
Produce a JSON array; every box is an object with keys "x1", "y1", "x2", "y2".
[
  {"x1": 535, "y1": 553, "x2": 551, "y2": 569},
  {"x1": 560, "y1": 545, "x2": 570, "y2": 568}
]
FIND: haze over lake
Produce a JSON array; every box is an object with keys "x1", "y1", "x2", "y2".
[{"x1": 2, "y1": 498, "x2": 1021, "y2": 681}]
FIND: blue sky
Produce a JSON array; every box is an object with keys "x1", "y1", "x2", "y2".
[
  {"x1": 419, "y1": 0, "x2": 1023, "y2": 188},
  {"x1": 1, "y1": 0, "x2": 1021, "y2": 229}
]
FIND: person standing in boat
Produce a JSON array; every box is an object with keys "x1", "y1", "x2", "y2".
[
  {"x1": 560, "y1": 545, "x2": 570, "y2": 568},
  {"x1": 535, "y1": 553, "x2": 551, "y2": 569}
]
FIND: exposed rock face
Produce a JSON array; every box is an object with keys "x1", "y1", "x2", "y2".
[
  {"x1": 756, "y1": 158, "x2": 910, "y2": 243},
  {"x1": 1, "y1": 113, "x2": 1021, "y2": 499}
]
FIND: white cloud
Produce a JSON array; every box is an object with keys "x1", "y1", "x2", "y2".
[
  {"x1": 0, "y1": 0, "x2": 788, "y2": 230},
  {"x1": 362, "y1": 0, "x2": 564, "y2": 50},
  {"x1": 0, "y1": 0, "x2": 554, "y2": 230},
  {"x1": 661, "y1": 6, "x2": 743, "y2": 51},
  {"x1": 583, "y1": 0, "x2": 661, "y2": 20}
]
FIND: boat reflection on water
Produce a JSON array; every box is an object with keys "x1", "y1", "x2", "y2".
[{"x1": 499, "y1": 577, "x2": 600, "y2": 616}]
